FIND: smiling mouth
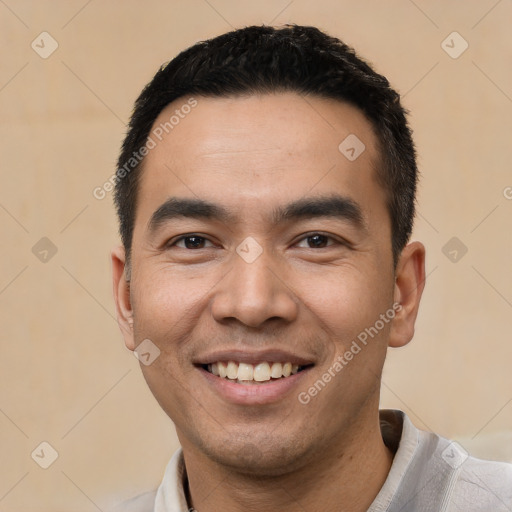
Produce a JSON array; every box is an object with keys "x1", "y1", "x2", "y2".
[{"x1": 200, "y1": 361, "x2": 313, "y2": 385}]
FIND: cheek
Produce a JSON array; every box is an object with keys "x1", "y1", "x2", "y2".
[
  {"x1": 305, "y1": 265, "x2": 389, "y2": 341},
  {"x1": 130, "y1": 271, "x2": 200, "y2": 423},
  {"x1": 131, "y1": 266, "x2": 205, "y2": 335}
]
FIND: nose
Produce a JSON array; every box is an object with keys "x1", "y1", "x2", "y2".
[{"x1": 211, "y1": 246, "x2": 299, "y2": 328}]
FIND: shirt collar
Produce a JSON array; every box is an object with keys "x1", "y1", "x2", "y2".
[
  {"x1": 154, "y1": 409, "x2": 419, "y2": 512},
  {"x1": 367, "y1": 409, "x2": 420, "y2": 511},
  {"x1": 154, "y1": 447, "x2": 189, "y2": 511}
]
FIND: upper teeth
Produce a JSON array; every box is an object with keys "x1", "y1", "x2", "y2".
[{"x1": 208, "y1": 361, "x2": 300, "y2": 381}]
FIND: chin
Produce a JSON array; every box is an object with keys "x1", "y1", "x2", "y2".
[{"x1": 197, "y1": 429, "x2": 314, "y2": 477}]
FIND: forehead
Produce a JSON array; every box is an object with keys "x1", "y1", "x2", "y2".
[
  {"x1": 147, "y1": 92, "x2": 377, "y2": 163},
  {"x1": 135, "y1": 92, "x2": 386, "y2": 231}
]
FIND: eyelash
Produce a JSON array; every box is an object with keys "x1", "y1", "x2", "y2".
[{"x1": 166, "y1": 233, "x2": 345, "y2": 250}]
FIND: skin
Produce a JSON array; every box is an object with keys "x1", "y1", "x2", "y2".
[{"x1": 112, "y1": 92, "x2": 425, "y2": 512}]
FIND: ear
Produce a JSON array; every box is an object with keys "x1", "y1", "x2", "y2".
[
  {"x1": 388, "y1": 241, "x2": 426, "y2": 348},
  {"x1": 111, "y1": 245, "x2": 135, "y2": 351}
]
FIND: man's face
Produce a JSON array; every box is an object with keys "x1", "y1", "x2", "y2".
[{"x1": 118, "y1": 92, "x2": 400, "y2": 473}]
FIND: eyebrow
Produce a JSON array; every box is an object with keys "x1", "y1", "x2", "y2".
[{"x1": 147, "y1": 194, "x2": 367, "y2": 234}]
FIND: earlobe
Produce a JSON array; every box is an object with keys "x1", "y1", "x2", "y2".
[
  {"x1": 388, "y1": 241, "x2": 426, "y2": 348},
  {"x1": 111, "y1": 245, "x2": 136, "y2": 351}
]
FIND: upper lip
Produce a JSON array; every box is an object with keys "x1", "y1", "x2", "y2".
[{"x1": 193, "y1": 349, "x2": 315, "y2": 366}]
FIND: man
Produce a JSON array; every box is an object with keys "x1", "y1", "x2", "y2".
[{"x1": 111, "y1": 24, "x2": 512, "y2": 511}]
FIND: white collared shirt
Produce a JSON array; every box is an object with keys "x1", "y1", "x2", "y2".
[{"x1": 112, "y1": 409, "x2": 512, "y2": 511}]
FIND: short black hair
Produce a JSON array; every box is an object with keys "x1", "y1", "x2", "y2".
[{"x1": 114, "y1": 24, "x2": 418, "y2": 269}]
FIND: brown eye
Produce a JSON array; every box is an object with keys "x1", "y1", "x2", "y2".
[
  {"x1": 296, "y1": 233, "x2": 338, "y2": 249},
  {"x1": 170, "y1": 235, "x2": 214, "y2": 249}
]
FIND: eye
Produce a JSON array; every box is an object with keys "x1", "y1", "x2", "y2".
[
  {"x1": 168, "y1": 234, "x2": 215, "y2": 249},
  {"x1": 166, "y1": 233, "x2": 345, "y2": 251},
  {"x1": 295, "y1": 233, "x2": 341, "y2": 249}
]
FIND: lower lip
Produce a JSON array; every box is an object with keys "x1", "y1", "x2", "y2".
[{"x1": 197, "y1": 366, "x2": 312, "y2": 405}]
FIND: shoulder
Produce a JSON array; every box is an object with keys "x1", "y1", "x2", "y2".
[
  {"x1": 420, "y1": 434, "x2": 512, "y2": 510},
  {"x1": 380, "y1": 410, "x2": 512, "y2": 511},
  {"x1": 452, "y1": 451, "x2": 512, "y2": 511},
  {"x1": 108, "y1": 490, "x2": 157, "y2": 512}
]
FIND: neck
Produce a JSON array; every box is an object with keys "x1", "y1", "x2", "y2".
[{"x1": 179, "y1": 409, "x2": 394, "y2": 512}]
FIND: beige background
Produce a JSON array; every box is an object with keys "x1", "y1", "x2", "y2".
[{"x1": 1, "y1": 0, "x2": 511, "y2": 510}]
